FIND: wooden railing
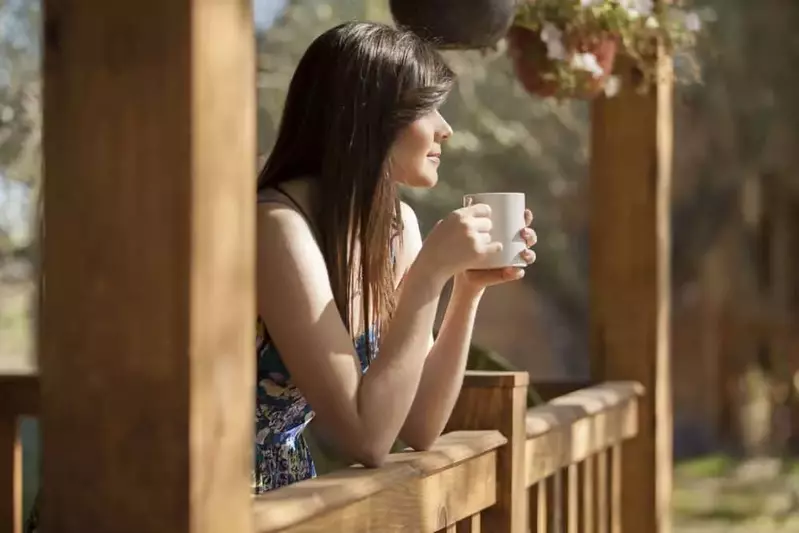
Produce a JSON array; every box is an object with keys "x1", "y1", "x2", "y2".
[
  {"x1": 0, "y1": 370, "x2": 642, "y2": 533},
  {"x1": 524, "y1": 382, "x2": 641, "y2": 532},
  {"x1": 0, "y1": 371, "x2": 37, "y2": 533},
  {"x1": 255, "y1": 430, "x2": 504, "y2": 533}
]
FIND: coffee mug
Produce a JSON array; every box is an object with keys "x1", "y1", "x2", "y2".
[{"x1": 463, "y1": 192, "x2": 527, "y2": 270}]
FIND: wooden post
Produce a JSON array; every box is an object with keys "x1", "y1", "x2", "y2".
[
  {"x1": 40, "y1": 2, "x2": 255, "y2": 532},
  {"x1": 588, "y1": 47, "x2": 673, "y2": 533},
  {"x1": 445, "y1": 371, "x2": 528, "y2": 533},
  {"x1": 0, "y1": 417, "x2": 21, "y2": 533}
]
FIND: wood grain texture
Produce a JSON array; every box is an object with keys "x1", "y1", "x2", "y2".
[
  {"x1": 254, "y1": 431, "x2": 504, "y2": 533},
  {"x1": 524, "y1": 382, "x2": 641, "y2": 487},
  {"x1": 581, "y1": 458, "x2": 594, "y2": 533},
  {"x1": 528, "y1": 480, "x2": 546, "y2": 533},
  {"x1": 588, "y1": 41, "x2": 674, "y2": 533},
  {"x1": 596, "y1": 450, "x2": 608, "y2": 533},
  {"x1": 564, "y1": 464, "x2": 578, "y2": 533},
  {"x1": 40, "y1": 1, "x2": 255, "y2": 532},
  {"x1": 610, "y1": 445, "x2": 622, "y2": 533},
  {"x1": 445, "y1": 371, "x2": 528, "y2": 533}
]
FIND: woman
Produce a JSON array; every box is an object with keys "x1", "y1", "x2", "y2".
[
  {"x1": 24, "y1": 22, "x2": 537, "y2": 529},
  {"x1": 253, "y1": 21, "x2": 536, "y2": 493}
]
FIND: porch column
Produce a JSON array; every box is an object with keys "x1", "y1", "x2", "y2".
[
  {"x1": 40, "y1": 1, "x2": 256, "y2": 532},
  {"x1": 588, "y1": 45, "x2": 674, "y2": 533}
]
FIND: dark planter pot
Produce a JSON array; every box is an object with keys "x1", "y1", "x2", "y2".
[
  {"x1": 389, "y1": 0, "x2": 517, "y2": 50},
  {"x1": 506, "y1": 26, "x2": 618, "y2": 99}
]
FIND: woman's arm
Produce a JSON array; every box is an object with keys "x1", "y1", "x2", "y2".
[
  {"x1": 258, "y1": 202, "x2": 449, "y2": 467},
  {"x1": 395, "y1": 203, "x2": 483, "y2": 450}
]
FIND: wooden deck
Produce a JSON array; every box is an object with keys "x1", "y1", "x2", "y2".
[{"x1": 1, "y1": 371, "x2": 642, "y2": 532}]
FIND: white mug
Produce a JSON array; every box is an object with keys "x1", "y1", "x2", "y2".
[{"x1": 463, "y1": 192, "x2": 527, "y2": 270}]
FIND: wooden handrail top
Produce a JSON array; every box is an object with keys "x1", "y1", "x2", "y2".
[
  {"x1": 462, "y1": 370, "x2": 529, "y2": 388},
  {"x1": 523, "y1": 381, "x2": 642, "y2": 486},
  {"x1": 0, "y1": 369, "x2": 39, "y2": 416},
  {"x1": 525, "y1": 381, "x2": 643, "y2": 437},
  {"x1": 253, "y1": 430, "x2": 505, "y2": 533}
]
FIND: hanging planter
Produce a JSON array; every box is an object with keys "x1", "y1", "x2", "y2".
[
  {"x1": 507, "y1": 0, "x2": 710, "y2": 100},
  {"x1": 506, "y1": 25, "x2": 618, "y2": 100},
  {"x1": 389, "y1": 0, "x2": 516, "y2": 50}
]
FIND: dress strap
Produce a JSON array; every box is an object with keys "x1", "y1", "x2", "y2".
[{"x1": 259, "y1": 184, "x2": 320, "y2": 241}]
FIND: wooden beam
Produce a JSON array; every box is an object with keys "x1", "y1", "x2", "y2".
[
  {"x1": 588, "y1": 47, "x2": 673, "y2": 533},
  {"x1": 0, "y1": 417, "x2": 21, "y2": 533},
  {"x1": 40, "y1": 1, "x2": 255, "y2": 532}
]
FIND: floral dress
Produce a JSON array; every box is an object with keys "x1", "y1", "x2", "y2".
[
  {"x1": 252, "y1": 317, "x2": 378, "y2": 493},
  {"x1": 252, "y1": 183, "x2": 387, "y2": 492}
]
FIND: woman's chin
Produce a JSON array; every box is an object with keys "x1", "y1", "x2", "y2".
[
  {"x1": 407, "y1": 171, "x2": 439, "y2": 189},
  {"x1": 391, "y1": 167, "x2": 439, "y2": 189}
]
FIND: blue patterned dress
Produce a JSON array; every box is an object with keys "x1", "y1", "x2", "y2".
[
  {"x1": 252, "y1": 185, "x2": 396, "y2": 493},
  {"x1": 252, "y1": 318, "x2": 378, "y2": 493}
]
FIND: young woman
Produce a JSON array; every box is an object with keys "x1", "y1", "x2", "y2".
[
  {"x1": 22, "y1": 21, "x2": 537, "y2": 531},
  {"x1": 253, "y1": 21, "x2": 537, "y2": 493}
]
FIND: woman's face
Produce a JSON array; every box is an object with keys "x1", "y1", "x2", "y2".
[{"x1": 389, "y1": 109, "x2": 453, "y2": 188}]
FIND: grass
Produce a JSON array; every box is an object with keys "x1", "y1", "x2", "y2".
[
  {"x1": 673, "y1": 454, "x2": 799, "y2": 530},
  {"x1": 675, "y1": 454, "x2": 736, "y2": 478},
  {"x1": 674, "y1": 482, "x2": 770, "y2": 523}
]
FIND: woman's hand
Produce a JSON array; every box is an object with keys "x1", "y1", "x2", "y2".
[
  {"x1": 455, "y1": 208, "x2": 536, "y2": 293},
  {"x1": 416, "y1": 203, "x2": 504, "y2": 285}
]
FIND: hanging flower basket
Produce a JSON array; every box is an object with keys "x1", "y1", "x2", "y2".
[
  {"x1": 506, "y1": 25, "x2": 618, "y2": 100},
  {"x1": 389, "y1": 0, "x2": 516, "y2": 50},
  {"x1": 507, "y1": 0, "x2": 710, "y2": 100}
]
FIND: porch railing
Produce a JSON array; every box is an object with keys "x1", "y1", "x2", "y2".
[
  {"x1": 0, "y1": 370, "x2": 642, "y2": 533},
  {"x1": 0, "y1": 371, "x2": 37, "y2": 533}
]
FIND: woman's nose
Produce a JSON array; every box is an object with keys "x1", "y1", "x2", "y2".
[{"x1": 437, "y1": 116, "x2": 453, "y2": 142}]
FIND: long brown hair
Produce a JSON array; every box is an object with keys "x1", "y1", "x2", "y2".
[{"x1": 258, "y1": 22, "x2": 454, "y2": 352}]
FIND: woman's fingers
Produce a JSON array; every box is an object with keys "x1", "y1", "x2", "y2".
[
  {"x1": 470, "y1": 215, "x2": 493, "y2": 233},
  {"x1": 521, "y1": 227, "x2": 537, "y2": 247},
  {"x1": 483, "y1": 241, "x2": 504, "y2": 254},
  {"x1": 521, "y1": 249, "x2": 536, "y2": 264},
  {"x1": 465, "y1": 267, "x2": 524, "y2": 286}
]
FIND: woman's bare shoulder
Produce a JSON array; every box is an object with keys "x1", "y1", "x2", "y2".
[{"x1": 257, "y1": 178, "x2": 318, "y2": 239}]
